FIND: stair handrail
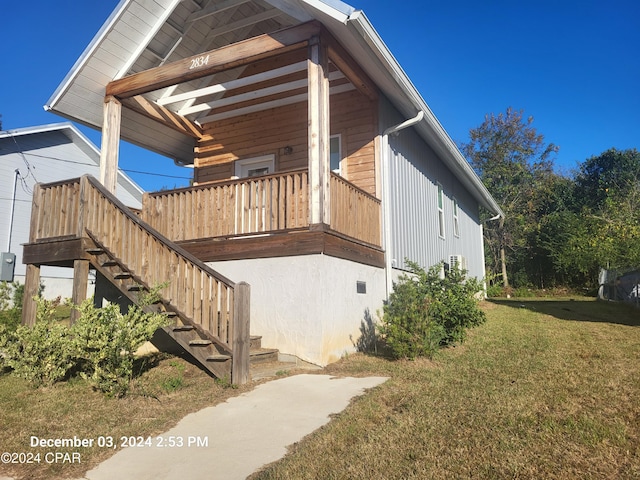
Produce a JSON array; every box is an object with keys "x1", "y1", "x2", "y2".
[
  {"x1": 78, "y1": 175, "x2": 250, "y2": 384},
  {"x1": 82, "y1": 176, "x2": 237, "y2": 285}
]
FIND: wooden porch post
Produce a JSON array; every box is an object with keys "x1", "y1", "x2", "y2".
[
  {"x1": 100, "y1": 95, "x2": 121, "y2": 194},
  {"x1": 307, "y1": 35, "x2": 330, "y2": 226},
  {"x1": 22, "y1": 182, "x2": 42, "y2": 326},
  {"x1": 231, "y1": 282, "x2": 250, "y2": 385},
  {"x1": 21, "y1": 264, "x2": 40, "y2": 327},
  {"x1": 70, "y1": 260, "x2": 90, "y2": 324}
]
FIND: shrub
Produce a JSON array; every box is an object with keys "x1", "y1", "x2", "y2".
[
  {"x1": 0, "y1": 297, "x2": 75, "y2": 384},
  {"x1": 485, "y1": 282, "x2": 504, "y2": 298},
  {"x1": 379, "y1": 261, "x2": 486, "y2": 360},
  {"x1": 0, "y1": 281, "x2": 24, "y2": 333},
  {"x1": 71, "y1": 290, "x2": 169, "y2": 397},
  {"x1": 0, "y1": 288, "x2": 169, "y2": 396}
]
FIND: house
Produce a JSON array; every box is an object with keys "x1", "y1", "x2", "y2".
[
  {"x1": 25, "y1": 0, "x2": 504, "y2": 383},
  {"x1": 0, "y1": 122, "x2": 143, "y2": 298}
]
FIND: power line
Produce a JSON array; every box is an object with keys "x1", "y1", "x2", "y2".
[
  {"x1": 6, "y1": 152, "x2": 193, "y2": 181},
  {"x1": 120, "y1": 168, "x2": 191, "y2": 180},
  {"x1": 0, "y1": 196, "x2": 31, "y2": 203}
]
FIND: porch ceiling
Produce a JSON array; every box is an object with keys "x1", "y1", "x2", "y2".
[{"x1": 47, "y1": 0, "x2": 360, "y2": 165}]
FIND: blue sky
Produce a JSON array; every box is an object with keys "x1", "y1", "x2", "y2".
[{"x1": 2, "y1": 0, "x2": 639, "y2": 191}]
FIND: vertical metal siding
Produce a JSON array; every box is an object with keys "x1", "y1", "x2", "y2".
[{"x1": 381, "y1": 100, "x2": 485, "y2": 280}]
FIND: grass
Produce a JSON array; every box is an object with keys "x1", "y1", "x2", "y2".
[
  {"x1": 0, "y1": 354, "x2": 255, "y2": 480},
  {"x1": 0, "y1": 297, "x2": 638, "y2": 479},
  {"x1": 250, "y1": 297, "x2": 640, "y2": 479}
]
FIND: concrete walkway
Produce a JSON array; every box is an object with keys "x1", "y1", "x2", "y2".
[{"x1": 82, "y1": 374, "x2": 388, "y2": 480}]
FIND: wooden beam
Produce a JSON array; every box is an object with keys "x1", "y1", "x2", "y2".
[
  {"x1": 106, "y1": 22, "x2": 322, "y2": 99},
  {"x1": 176, "y1": 230, "x2": 385, "y2": 267},
  {"x1": 21, "y1": 264, "x2": 40, "y2": 327},
  {"x1": 99, "y1": 96, "x2": 121, "y2": 194},
  {"x1": 326, "y1": 34, "x2": 379, "y2": 101},
  {"x1": 307, "y1": 36, "x2": 331, "y2": 226},
  {"x1": 197, "y1": 82, "x2": 353, "y2": 124},
  {"x1": 28, "y1": 183, "x2": 42, "y2": 243},
  {"x1": 159, "y1": 60, "x2": 308, "y2": 107},
  {"x1": 70, "y1": 260, "x2": 90, "y2": 324},
  {"x1": 185, "y1": 0, "x2": 250, "y2": 24},
  {"x1": 124, "y1": 96, "x2": 203, "y2": 138},
  {"x1": 232, "y1": 281, "x2": 250, "y2": 385},
  {"x1": 22, "y1": 238, "x2": 94, "y2": 266}
]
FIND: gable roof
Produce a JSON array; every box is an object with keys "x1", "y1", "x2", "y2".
[
  {"x1": 45, "y1": 0, "x2": 502, "y2": 216},
  {"x1": 0, "y1": 122, "x2": 144, "y2": 203}
]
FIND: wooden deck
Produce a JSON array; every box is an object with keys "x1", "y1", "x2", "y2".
[{"x1": 140, "y1": 168, "x2": 382, "y2": 250}]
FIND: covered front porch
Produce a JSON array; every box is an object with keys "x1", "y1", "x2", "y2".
[{"x1": 86, "y1": 20, "x2": 384, "y2": 264}]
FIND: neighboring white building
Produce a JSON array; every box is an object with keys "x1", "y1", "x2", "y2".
[{"x1": 0, "y1": 123, "x2": 144, "y2": 299}]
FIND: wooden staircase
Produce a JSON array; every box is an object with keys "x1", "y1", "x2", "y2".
[
  {"x1": 24, "y1": 175, "x2": 251, "y2": 384},
  {"x1": 85, "y1": 230, "x2": 242, "y2": 380}
]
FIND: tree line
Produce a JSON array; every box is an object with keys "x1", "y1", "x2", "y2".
[{"x1": 462, "y1": 107, "x2": 640, "y2": 291}]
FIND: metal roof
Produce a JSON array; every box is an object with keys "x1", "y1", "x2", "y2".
[{"x1": 45, "y1": 0, "x2": 503, "y2": 216}]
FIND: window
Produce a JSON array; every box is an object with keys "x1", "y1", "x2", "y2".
[
  {"x1": 453, "y1": 198, "x2": 460, "y2": 237},
  {"x1": 437, "y1": 183, "x2": 445, "y2": 239},
  {"x1": 234, "y1": 155, "x2": 275, "y2": 178},
  {"x1": 330, "y1": 134, "x2": 342, "y2": 174}
]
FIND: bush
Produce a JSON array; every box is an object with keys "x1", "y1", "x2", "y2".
[
  {"x1": 485, "y1": 282, "x2": 504, "y2": 298},
  {"x1": 379, "y1": 261, "x2": 486, "y2": 360},
  {"x1": 0, "y1": 289, "x2": 169, "y2": 396},
  {"x1": 0, "y1": 297, "x2": 74, "y2": 384},
  {"x1": 0, "y1": 281, "x2": 24, "y2": 333},
  {"x1": 72, "y1": 291, "x2": 169, "y2": 397}
]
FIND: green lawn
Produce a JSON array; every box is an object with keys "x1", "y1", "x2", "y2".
[
  {"x1": 0, "y1": 297, "x2": 638, "y2": 479},
  {"x1": 251, "y1": 298, "x2": 640, "y2": 479}
]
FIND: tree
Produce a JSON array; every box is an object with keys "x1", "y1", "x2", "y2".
[
  {"x1": 570, "y1": 149, "x2": 640, "y2": 278},
  {"x1": 462, "y1": 107, "x2": 558, "y2": 288},
  {"x1": 534, "y1": 148, "x2": 640, "y2": 288},
  {"x1": 574, "y1": 148, "x2": 640, "y2": 214}
]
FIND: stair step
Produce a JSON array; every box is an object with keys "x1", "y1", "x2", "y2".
[
  {"x1": 189, "y1": 339, "x2": 212, "y2": 346},
  {"x1": 86, "y1": 248, "x2": 104, "y2": 255},
  {"x1": 164, "y1": 311, "x2": 178, "y2": 318},
  {"x1": 102, "y1": 260, "x2": 118, "y2": 267},
  {"x1": 114, "y1": 272, "x2": 132, "y2": 279},
  {"x1": 172, "y1": 325, "x2": 193, "y2": 332},
  {"x1": 250, "y1": 335, "x2": 262, "y2": 349},
  {"x1": 127, "y1": 285, "x2": 144, "y2": 292},
  {"x1": 250, "y1": 348, "x2": 279, "y2": 364},
  {"x1": 207, "y1": 354, "x2": 232, "y2": 362}
]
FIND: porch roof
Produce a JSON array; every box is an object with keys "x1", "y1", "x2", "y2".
[{"x1": 45, "y1": 0, "x2": 503, "y2": 217}]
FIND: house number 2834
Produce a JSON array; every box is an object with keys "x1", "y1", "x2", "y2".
[{"x1": 189, "y1": 55, "x2": 210, "y2": 69}]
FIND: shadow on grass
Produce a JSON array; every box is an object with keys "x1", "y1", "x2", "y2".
[{"x1": 489, "y1": 298, "x2": 640, "y2": 327}]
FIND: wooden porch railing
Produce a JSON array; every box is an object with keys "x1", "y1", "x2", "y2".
[
  {"x1": 29, "y1": 175, "x2": 250, "y2": 384},
  {"x1": 330, "y1": 173, "x2": 381, "y2": 246},
  {"x1": 140, "y1": 168, "x2": 382, "y2": 247},
  {"x1": 142, "y1": 169, "x2": 309, "y2": 241}
]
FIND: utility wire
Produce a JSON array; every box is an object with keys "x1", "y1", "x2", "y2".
[{"x1": 4, "y1": 151, "x2": 192, "y2": 181}]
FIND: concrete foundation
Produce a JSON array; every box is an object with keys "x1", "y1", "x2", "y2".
[{"x1": 208, "y1": 254, "x2": 386, "y2": 366}]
